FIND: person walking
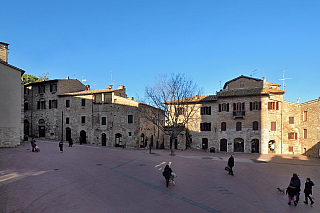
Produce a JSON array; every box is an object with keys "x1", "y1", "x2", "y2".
[
  {"x1": 163, "y1": 165, "x2": 172, "y2": 187},
  {"x1": 79, "y1": 136, "x2": 82, "y2": 145},
  {"x1": 68, "y1": 138, "x2": 73, "y2": 147},
  {"x1": 149, "y1": 141, "x2": 153, "y2": 154},
  {"x1": 59, "y1": 141, "x2": 64, "y2": 153},
  {"x1": 227, "y1": 155, "x2": 234, "y2": 176},
  {"x1": 30, "y1": 137, "x2": 36, "y2": 152},
  {"x1": 303, "y1": 178, "x2": 314, "y2": 206},
  {"x1": 291, "y1": 173, "x2": 301, "y2": 203},
  {"x1": 286, "y1": 181, "x2": 297, "y2": 206}
]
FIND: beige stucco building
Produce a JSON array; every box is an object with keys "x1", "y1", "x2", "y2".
[
  {"x1": 174, "y1": 75, "x2": 320, "y2": 158},
  {"x1": 0, "y1": 42, "x2": 25, "y2": 147},
  {"x1": 24, "y1": 80, "x2": 164, "y2": 149}
]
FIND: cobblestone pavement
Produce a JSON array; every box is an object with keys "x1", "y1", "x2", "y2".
[{"x1": 1, "y1": 139, "x2": 319, "y2": 213}]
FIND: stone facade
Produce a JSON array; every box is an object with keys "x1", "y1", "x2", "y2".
[
  {"x1": 0, "y1": 42, "x2": 25, "y2": 147},
  {"x1": 176, "y1": 75, "x2": 320, "y2": 158},
  {"x1": 24, "y1": 80, "x2": 164, "y2": 149}
]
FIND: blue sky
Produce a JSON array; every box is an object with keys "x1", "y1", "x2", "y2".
[{"x1": 1, "y1": 0, "x2": 319, "y2": 103}]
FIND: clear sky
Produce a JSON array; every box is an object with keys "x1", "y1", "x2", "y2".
[{"x1": 1, "y1": 0, "x2": 319, "y2": 103}]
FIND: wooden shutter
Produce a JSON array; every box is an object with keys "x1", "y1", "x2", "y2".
[
  {"x1": 276, "y1": 102, "x2": 279, "y2": 110},
  {"x1": 227, "y1": 103, "x2": 229, "y2": 112},
  {"x1": 49, "y1": 100, "x2": 52, "y2": 109},
  {"x1": 250, "y1": 102, "x2": 252, "y2": 111},
  {"x1": 218, "y1": 104, "x2": 221, "y2": 112}
]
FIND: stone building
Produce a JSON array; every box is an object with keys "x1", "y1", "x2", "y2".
[
  {"x1": 0, "y1": 42, "x2": 25, "y2": 147},
  {"x1": 24, "y1": 80, "x2": 164, "y2": 149},
  {"x1": 174, "y1": 75, "x2": 320, "y2": 158}
]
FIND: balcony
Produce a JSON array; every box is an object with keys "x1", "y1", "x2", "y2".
[{"x1": 233, "y1": 110, "x2": 245, "y2": 118}]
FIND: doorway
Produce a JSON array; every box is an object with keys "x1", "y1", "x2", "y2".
[
  {"x1": 202, "y1": 138, "x2": 208, "y2": 150},
  {"x1": 268, "y1": 140, "x2": 276, "y2": 153},
  {"x1": 220, "y1": 139, "x2": 227, "y2": 152},
  {"x1": 234, "y1": 138, "x2": 244, "y2": 152},
  {"x1": 251, "y1": 139, "x2": 259, "y2": 153},
  {"x1": 80, "y1": 130, "x2": 86, "y2": 144},
  {"x1": 102, "y1": 133, "x2": 106, "y2": 146},
  {"x1": 66, "y1": 127, "x2": 71, "y2": 142},
  {"x1": 115, "y1": 133, "x2": 122, "y2": 147}
]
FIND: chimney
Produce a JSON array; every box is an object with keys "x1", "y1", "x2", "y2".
[
  {"x1": 107, "y1": 84, "x2": 113, "y2": 89},
  {"x1": 0, "y1": 42, "x2": 9, "y2": 63},
  {"x1": 263, "y1": 76, "x2": 266, "y2": 88},
  {"x1": 66, "y1": 76, "x2": 70, "y2": 80},
  {"x1": 86, "y1": 85, "x2": 90, "y2": 90}
]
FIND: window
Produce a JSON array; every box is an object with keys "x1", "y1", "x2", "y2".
[
  {"x1": 66, "y1": 100, "x2": 70, "y2": 108},
  {"x1": 288, "y1": 132, "x2": 297, "y2": 140},
  {"x1": 268, "y1": 102, "x2": 279, "y2": 110},
  {"x1": 24, "y1": 87, "x2": 29, "y2": 95},
  {"x1": 129, "y1": 132, "x2": 132, "y2": 136},
  {"x1": 250, "y1": 102, "x2": 261, "y2": 110},
  {"x1": 303, "y1": 129, "x2": 307, "y2": 139},
  {"x1": 50, "y1": 84, "x2": 57, "y2": 92},
  {"x1": 128, "y1": 115, "x2": 133, "y2": 123},
  {"x1": 218, "y1": 103, "x2": 229, "y2": 112},
  {"x1": 37, "y1": 100, "x2": 46, "y2": 109},
  {"x1": 66, "y1": 117, "x2": 69, "y2": 124},
  {"x1": 38, "y1": 85, "x2": 45, "y2": 93},
  {"x1": 176, "y1": 107, "x2": 184, "y2": 116},
  {"x1": 200, "y1": 123, "x2": 211, "y2": 131},
  {"x1": 253, "y1": 121, "x2": 258, "y2": 130},
  {"x1": 271, "y1": 122, "x2": 276, "y2": 131},
  {"x1": 236, "y1": 122, "x2": 242, "y2": 131},
  {"x1": 49, "y1": 100, "x2": 58, "y2": 109},
  {"x1": 221, "y1": 122, "x2": 226, "y2": 131},
  {"x1": 95, "y1": 94, "x2": 102, "y2": 103},
  {"x1": 289, "y1": 117, "x2": 294, "y2": 124},
  {"x1": 233, "y1": 102, "x2": 245, "y2": 116},
  {"x1": 24, "y1": 102, "x2": 29, "y2": 110},
  {"x1": 303, "y1": 111, "x2": 307, "y2": 121},
  {"x1": 240, "y1": 81, "x2": 245, "y2": 87},
  {"x1": 81, "y1": 99, "x2": 86, "y2": 106},
  {"x1": 102, "y1": 117, "x2": 106, "y2": 125},
  {"x1": 201, "y1": 106, "x2": 211, "y2": 115},
  {"x1": 81, "y1": 116, "x2": 85, "y2": 124}
]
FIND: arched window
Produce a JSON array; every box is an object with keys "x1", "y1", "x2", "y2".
[{"x1": 221, "y1": 122, "x2": 226, "y2": 131}]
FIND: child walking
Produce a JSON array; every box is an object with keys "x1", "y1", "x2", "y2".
[
  {"x1": 303, "y1": 178, "x2": 315, "y2": 206},
  {"x1": 286, "y1": 181, "x2": 297, "y2": 206}
]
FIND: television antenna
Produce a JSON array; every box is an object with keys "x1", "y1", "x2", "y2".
[
  {"x1": 250, "y1": 69, "x2": 257, "y2": 77},
  {"x1": 110, "y1": 70, "x2": 115, "y2": 86},
  {"x1": 278, "y1": 68, "x2": 291, "y2": 91},
  {"x1": 81, "y1": 76, "x2": 87, "y2": 83}
]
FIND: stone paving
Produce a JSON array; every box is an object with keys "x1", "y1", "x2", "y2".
[{"x1": 0, "y1": 139, "x2": 319, "y2": 213}]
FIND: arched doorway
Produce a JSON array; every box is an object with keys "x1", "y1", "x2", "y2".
[
  {"x1": 251, "y1": 139, "x2": 259, "y2": 153},
  {"x1": 202, "y1": 138, "x2": 208, "y2": 150},
  {"x1": 234, "y1": 138, "x2": 244, "y2": 152},
  {"x1": 140, "y1": 134, "x2": 145, "y2": 148},
  {"x1": 66, "y1": 127, "x2": 71, "y2": 142},
  {"x1": 24, "y1": 120, "x2": 29, "y2": 136},
  {"x1": 80, "y1": 130, "x2": 86, "y2": 144},
  {"x1": 115, "y1": 133, "x2": 122, "y2": 147},
  {"x1": 220, "y1": 139, "x2": 227, "y2": 152},
  {"x1": 102, "y1": 133, "x2": 106, "y2": 146},
  {"x1": 39, "y1": 119, "x2": 45, "y2": 137},
  {"x1": 268, "y1": 140, "x2": 276, "y2": 153}
]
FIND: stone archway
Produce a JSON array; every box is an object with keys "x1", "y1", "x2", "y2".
[
  {"x1": 38, "y1": 119, "x2": 45, "y2": 137},
  {"x1": 251, "y1": 139, "x2": 259, "y2": 153},
  {"x1": 220, "y1": 139, "x2": 227, "y2": 152},
  {"x1": 234, "y1": 138, "x2": 244, "y2": 152}
]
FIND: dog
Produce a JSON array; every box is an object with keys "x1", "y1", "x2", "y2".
[
  {"x1": 169, "y1": 172, "x2": 177, "y2": 186},
  {"x1": 277, "y1": 187, "x2": 285, "y2": 195}
]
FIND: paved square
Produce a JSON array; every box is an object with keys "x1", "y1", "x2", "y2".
[{"x1": 1, "y1": 139, "x2": 319, "y2": 213}]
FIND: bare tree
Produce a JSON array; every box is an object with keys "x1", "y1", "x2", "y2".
[{"x1": 144, "y1": 73, "x2": 202, "y2": 155}]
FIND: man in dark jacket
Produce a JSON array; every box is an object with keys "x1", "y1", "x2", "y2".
[
  {"x1": 291, "y1": 173, "x2": 301, "y2": 203},
  {"x1": 303, "y1": 178, "x2": 314, "y2": 205},
  {"x1": 163, "y1": 165, "x2": 172, "y2": 187},
  {"x1": 228, "y1": 155, "x2": 234, "y2": 176}
]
